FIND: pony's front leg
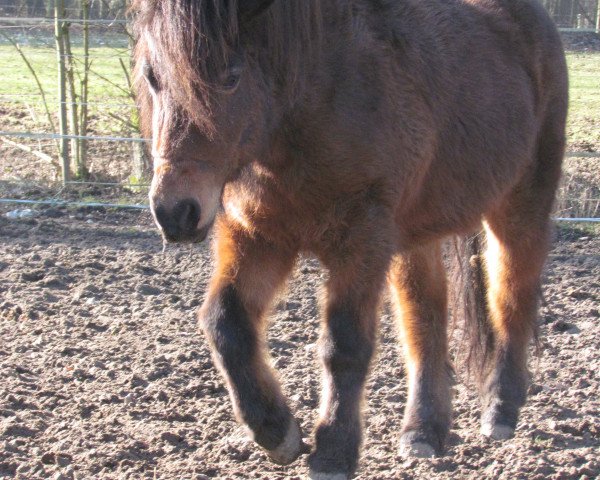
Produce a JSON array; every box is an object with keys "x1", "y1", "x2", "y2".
[
  {"x1": 199, "y1": 219, "x2": 302, "y2": 465},
  {"x1": 308, "y1": 249, "x2": 389, "y2": 479}
]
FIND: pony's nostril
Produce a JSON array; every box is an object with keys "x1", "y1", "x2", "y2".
[
  {"x1": 153, "y1": 199, "x2": 201, "y2": 241},
  {"x1": 174, "y1": 199, "x2": 201, "y2": 233},
  {"x1": 154, "y1": 204, "x2": 170, "y2": 231}
]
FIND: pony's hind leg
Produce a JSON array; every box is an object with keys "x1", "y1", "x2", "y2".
[
  {"x1": 481, "y1": 208, "x2": 548, "y2": 440},
  {"x1": 480, "y1": 96, "x2": 565, "y2": 440},
  {"x1": 480, "y1": 148, "x2": 562, "y2": 439},
  {"x1": 480, "y1": 212, "x2": 550, "y2": 440},
  {"x1": 388, "y1": 242, "x2": 452, "y2": 458},
  {"x1": 199, "y1": 218, "x2": 303, "y2": 465}
]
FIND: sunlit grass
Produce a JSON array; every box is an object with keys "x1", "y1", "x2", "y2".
[
  {"x1": 0, "y1": 32, "x2": 132, "y2": 136},
  {"x1": 566, "y1": 52, "x2": 600, "y2": 151}
]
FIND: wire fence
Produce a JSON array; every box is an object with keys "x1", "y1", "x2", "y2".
[
  {"x1": 0, "y1": 5, "x2": 599, "y2": 224},
  {"x1": 0, "y1": 131, "x2": 147, "y2": 142},
  {"x1": 0, "y1": 16, "x2": 128, "y2": 25},
  {"x1": 1, "y1": 197, "x2": 599, "y2": 224}
]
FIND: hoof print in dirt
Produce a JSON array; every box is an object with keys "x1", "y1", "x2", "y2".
[
  {"x1": 137, "y1": 283, "x2": 162, "y2": 296},
  {"x1": 160, "y1": 431, "x2": 184, "y2": 446}
]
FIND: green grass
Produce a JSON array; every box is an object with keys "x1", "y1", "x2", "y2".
[
  {"x1": 0, "y1": 45, "x2": 131, "y2": 96},
  {"x1": 0, "y1": 47, "x2": 130, "y2": 97},
  {"x1": 0, "y1": 32, "x2": 134, "y2": 134},
  {"x1": 566, "y1": 52, "x2": 600, "y2": 150},
  {"x1": 0, "y1": 29, "x2": 130, "y2": 95}
]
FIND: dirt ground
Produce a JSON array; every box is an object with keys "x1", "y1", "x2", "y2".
[{"x1": 0, "y1": 206, "x2": 598, "y2": 480}]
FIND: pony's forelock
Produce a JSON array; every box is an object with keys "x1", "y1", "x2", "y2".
[
  {"x1": 132, "y1": 0, "x2": 242, "y2": 135},
  {"x1": 132, "y1": 0, "x2": 326, "y2": 136}
]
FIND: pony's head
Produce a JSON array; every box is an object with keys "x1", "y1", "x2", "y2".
[{"x1": 133, "y1": 0, "x2": 321, "y2": 242}]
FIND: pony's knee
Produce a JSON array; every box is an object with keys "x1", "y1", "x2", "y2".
[{"x1": 320, "y1": 304, "x2": 375, "y2": 376}]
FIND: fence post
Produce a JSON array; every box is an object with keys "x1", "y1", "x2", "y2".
[
  {"x1": 80, "y1": 0, "x2": 90, "y2": 178},
  {"x1": 54, "y1": 0, "x2": 69, "y2": 184},
  {"x1": 596, "y1": 0, "x2": 600, "y2": 33}
]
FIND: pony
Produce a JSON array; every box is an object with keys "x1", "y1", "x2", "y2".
[{"x1": 132, "y1": 1, "x2": 568, "y2": 478}]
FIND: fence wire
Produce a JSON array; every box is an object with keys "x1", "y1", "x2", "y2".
[
  {"x1": 0, "y1": 17, "x2": 128, "y2": 25},
  {"x1": 2, "y1": 198, "x2": 598, "y2": 224},
  {"x1": 0, "y1": 131, "x2": 147, "y2": 142}
]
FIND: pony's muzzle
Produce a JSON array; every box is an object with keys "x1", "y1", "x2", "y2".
[{"x1": 152, "y1": 198, "x2": 204, "y2": 243}]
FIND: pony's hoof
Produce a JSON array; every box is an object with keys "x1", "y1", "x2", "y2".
[
  {"x1": 480, "y1": 421, "x2": 514, "y2": 440},
  {"x1": 308, "y1": 471, "x2": 348, "y2": 480},
  {"x1": 399, "y1": 430, "x2": 438, "y2": 458},
  {"x1": 399, "y1": 437, "x2": 436, "y2": 459},
  {"x1": 265, "y1": 418, "x2": 304, "y2": 465}
]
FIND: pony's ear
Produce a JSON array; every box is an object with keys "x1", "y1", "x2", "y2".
[{"x1": 238, "y1": 0, "x2": 276, "y2": 22}]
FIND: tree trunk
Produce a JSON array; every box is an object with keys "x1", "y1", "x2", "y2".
[{"x1": 55, "y1": 0, "x2": 70, "y2": 184}]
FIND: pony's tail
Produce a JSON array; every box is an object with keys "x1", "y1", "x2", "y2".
[{"x1": 448, "y1": 233, "x2": 493, "y2": 380}]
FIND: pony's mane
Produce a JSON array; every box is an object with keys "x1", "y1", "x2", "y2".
[{"x1": 131, "y1": 0, "x2": 325, "y2": 135}]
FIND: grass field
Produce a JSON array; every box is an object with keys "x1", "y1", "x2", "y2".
[
  {"x1": 566, "y1": 52, "x2": 600, "y2": 150},
  {"x1": 0, "y1": 29, "x2": 130, "y2": 97},
  {"x1": 0, "y1": 32, "x2": 134, "y2": 138},
  {"x1": 0, "y1": 46, "x2": 131, "y2": 100}
]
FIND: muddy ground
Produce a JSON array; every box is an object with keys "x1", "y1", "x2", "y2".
[{"x1": 0, "y1": 207, "x2": 598, "y2": 480}]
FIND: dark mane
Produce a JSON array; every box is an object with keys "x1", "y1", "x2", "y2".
[{"x1": 131, "y1": 0, "x2": 324, "y2": 134}]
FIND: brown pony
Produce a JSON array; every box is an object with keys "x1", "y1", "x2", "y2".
[{"x1": 132, "y1": 1, "x2": 568, "y2": 478}]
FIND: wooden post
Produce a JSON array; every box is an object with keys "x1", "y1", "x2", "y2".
[
  {"x1": 54, "y1": 0, "x2": 69, "y2": 184},
  {"x1": 64, "y1": 26, "x2": 80, "y2": 178},
  {"x1": 80, "y1": 0, "x2": 90, "y2": 178}
]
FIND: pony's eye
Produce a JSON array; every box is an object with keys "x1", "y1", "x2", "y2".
[
  {"x1": 142, "y1": 61, "x2": 160, "y2": 91},
  {"x1": 219, "y1": 60, "x2": 243, "y2": 92},
  {"x1": 221, "y1": 71, "x2": 241, "y2": 91}
]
